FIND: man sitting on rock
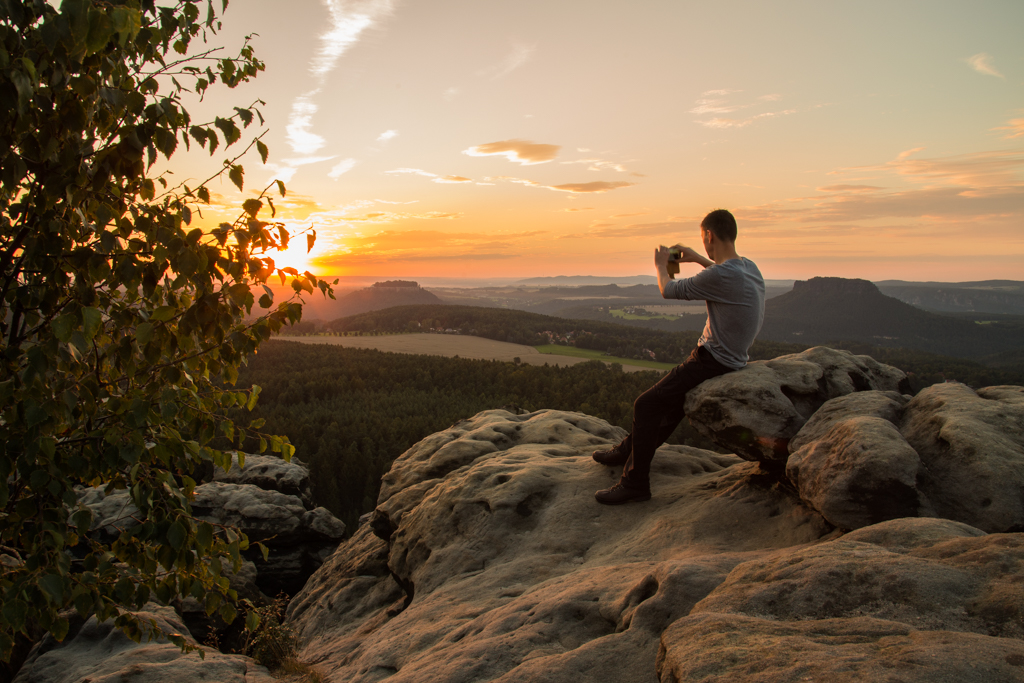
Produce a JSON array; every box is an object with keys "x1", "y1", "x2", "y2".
[{"x1": 594, "y1": 209, "x2": 765, "y2": 504}]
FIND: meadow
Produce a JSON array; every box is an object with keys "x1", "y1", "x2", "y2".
[{"x1": 283, "y1": 333, "x2": 663, "y2": 372}]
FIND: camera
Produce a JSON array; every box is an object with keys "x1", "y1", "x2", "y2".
[
  {"x1": 668, "y1": 247, "x2": 682, "y2": 261},
  {"x1": 666, "y1": 247, "x2": 681, "y2": 277}
]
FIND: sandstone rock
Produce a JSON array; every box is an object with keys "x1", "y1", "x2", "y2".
[
  {"x1": 78, "y1": 481, "x2": 346, "y2": 598},
  {"x1": 658, "y1": 613, "x2": 1024, "y2": 683},
  {"x1": 213, "y1": 452, "x2": 314, "y2": 508},
  {"x1": 788, "y1": 389, "x2": 909, "y2": 452},
  {"x1": 902, "y1": 382, "x2": 1024, "y2": 533},
  {"x1": 14, "y1": 603, "x2": 273, "y2": 683},
  {"x1": 684, "y1": 346, "x2": 908, "y2": 463},
  {"x1": 77, "y1": 486, "x2": 138, "y2": 540},
  {"x1": 658, "y1": 517, "x2": 1024, "y2": 682},
  {"x1": 191, "y1": 482, "x2": 345, "y2": 595},
  {"x1": 786, "y1": 391, "x2": 929, "y2": 529},
  {"x1": 288, "y1": 409, "x2": 830, "y2": 682}
]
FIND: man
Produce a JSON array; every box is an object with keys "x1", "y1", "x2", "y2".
[{"x1": 593, "y1": 209, "x2": 765, "y2": 504}]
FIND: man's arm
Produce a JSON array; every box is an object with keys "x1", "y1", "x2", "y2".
[{"x1": 656, "y1": 245, "x2": 713, "y2": 298}]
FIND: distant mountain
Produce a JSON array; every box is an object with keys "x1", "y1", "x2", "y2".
[
  {"x1": 875, "y1": 280, "x2": 1024, "y2": 315},
  {"x1": 760, "y1": 277, "x2": 1024, "y2": 360},
  {"x1": 332, "y1": 282, "x2": 445, "y2": 317},
  {"x1": 515, "y1": 275, "x2": 658, "y2": 286}
]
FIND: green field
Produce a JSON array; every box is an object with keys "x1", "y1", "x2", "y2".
[
  {"x1": 534, "y1": 344, "x2": 675, "y2": 371},
  {"x1": 609, "y1": 308, "x2": 678, "y2": 321}
]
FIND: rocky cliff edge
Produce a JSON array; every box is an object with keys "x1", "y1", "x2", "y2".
[{"x1": 286, "y1": 347, "x2": 1024, "y2": 683}]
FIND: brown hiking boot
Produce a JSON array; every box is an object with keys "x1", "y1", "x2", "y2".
[
  {"x1": 592, "y1": 447, "x2": 629, "y2": 466},
  {"x1": 595, "y1": 482, "x2": 651, "y2": 505}
]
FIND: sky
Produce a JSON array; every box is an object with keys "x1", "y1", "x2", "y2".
[{"x1": 170, "y1": 0, "x2": 1024, "y2": 282}]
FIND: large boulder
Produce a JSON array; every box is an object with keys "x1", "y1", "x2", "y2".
[
  {"x1": 287, "y1": 409, "x2": 830, "y2": 682},
  {"x1": 79, "y1": 479, "x2": 346, "y2": 599},
  {"x1": 786, "y1": 391, "x2": 931, "y2": 529},
  {"x1": 13, "y1": 603, "x2": 273, "y2": 683},
  {"x1": 213, "y1": 453, "x2": 315, "y2": 509},
  {"x1": 903, "y1": 383, "x2": 1024, "y2": 533},
  {"x1": 684, "y1": 346, "x2": 908, "y2": 464},
  {"x1": 658, "y1": 517, "x2": 1024, "y2": 682},
  {"x1": 784, "y1": 383, "x2": 1024, "y2": 533},
  {"x1": 191, "y1": 483, "x2": 345, "y2": 596}
]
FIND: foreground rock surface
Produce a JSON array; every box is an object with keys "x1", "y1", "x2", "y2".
[
  {"x1": 13, "y1": 604, "x2": 272, "y2": 683},
  {"x1": 659, "y1": 518, "x2": 1024, "y2": 682},
  {"x1": 287, "y1": 409, "x2": 829, "y2": 682},
  {"x1": 287, "y1": 405, "x2": 1024, "y2": 683}
]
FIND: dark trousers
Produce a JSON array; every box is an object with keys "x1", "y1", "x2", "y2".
[{"x1": 619, "y1": 345, "x2": 733, "y2": 490}]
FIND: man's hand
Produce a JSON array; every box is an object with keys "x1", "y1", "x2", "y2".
[{"x1": 669, "y1": 244, "x2": 708, "y2": 264}]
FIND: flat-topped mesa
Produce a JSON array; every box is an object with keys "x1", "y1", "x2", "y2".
[{"x1": 791, "y1": 276, "x2": 882, "y2": 296}]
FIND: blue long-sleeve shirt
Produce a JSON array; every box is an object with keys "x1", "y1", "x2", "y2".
[{"x1": 663, "y1": 257, "x2": 765, "y2": 369}]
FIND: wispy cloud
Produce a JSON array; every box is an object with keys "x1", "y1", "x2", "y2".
[
  {"x1": 738, "y1": 148, "x2": 1024, "y2": 227},
  {"x1": 386, "y1": 167, "x2": 438, "y2": 177},
  {"x1": 967, "y1": 53, "x2": 1004, "y2": 78},
  {"x1": 463, "y1": 139, "x2": 561, "y2": 165},
  {"x1": 385, "y1": 168, "x2": 472, "y2": 184},
  {"x1": 328, "y1": 158, "x2": 357, "y2": 179},
  {"x1": 286, "y1": 95, "x2": 326, "y2": 156},
  {"x1": 377, "y1": 129, "x2": 399, "y2": 142},
  {"x1": 489, "y1": 176, "x2": 636, "y2": 194},
  {"x1": 482, "y1": 43, "x2": 536, "y2": 80},
  {"x1": 690, "y1": 90, "x2": 797, "y2": 129},
  {"x1": 561, "y1": 158, "x2": 631, "y2": 172},
  {"x1": 280, "y1": 0, "x2": 395, "y2": 181},
  {"x1": 549, "y1": 181, "x2": 635, "y2": 194},
  {"x1": 701, "y1": 110, "x2": 797, "y2": 129},
  {"x1": 994, "y1": 117, "x2": 1024, "y2": 139}
]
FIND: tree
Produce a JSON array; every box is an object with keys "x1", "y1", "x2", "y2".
[{"x1": 0, "y1": 0, "x2": 332, "y2": 662}]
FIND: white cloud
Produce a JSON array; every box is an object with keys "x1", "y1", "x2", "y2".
[
  {"x1": 312, "y1": 0, "x2": 394, "y2": 79},
  {"x1": 328, "y1": 158, "x2": 357, "y2": 179},
  {"x1": 443, "y1": 87, "x2": 460, "y2": 100},
  {"x1": 281, "y1": 0, "x2": 395, "y2": 176},
  {"x1": 433, "y1": 175, "x2": 473, "y2": 183},
  {"x1": 286, "y1": 95, "x2": 326, "y2": 156},
  {"x1": 967, "y1": 53, "x2": 1004, "y2": 78},
  {"x1": 377, "y1": 129, "x2": 399, "y2": 142}
]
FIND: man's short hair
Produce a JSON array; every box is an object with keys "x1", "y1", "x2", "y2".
[{"x1": 701, "y1": 209, "x2": 737, "y2": 242}]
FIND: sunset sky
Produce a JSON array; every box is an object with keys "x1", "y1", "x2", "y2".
[{"x1": 173, "y1": 0, "x2": 1024, "y2": 282}]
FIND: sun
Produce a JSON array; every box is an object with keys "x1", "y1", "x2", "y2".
[{"x1": 265, "y1": 244, "x2": 312, "y2": 274}]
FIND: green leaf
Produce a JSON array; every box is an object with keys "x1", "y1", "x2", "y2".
[
  {"x1": 136, "y1": 322, "x2": 154, "y2": 346},
  {"x1": 151, "y1": 306, "x2": 176, "y2": 322},
  {"x1": 275, "y1": 179, "x2": 286, "y2": 197},
  {"x1": 219, "y1": 602, "x2": 237, "y2": 625},
  {"x1": 85, "y1": 10, "x2": 113, "y2": 54},
  {"x1": 245, "y1": 610, "x2": 261, "y2": 632},
  {"x1": 39, "y1": 574, "x2": 65, "y2": 604},
  {"x1": 52, "y1": 313, "x2": 76, "y2": 343},
  {"x1": 167, "y1": 520, "x2": 187, "y2": 551},
  {"x1": 307, "y1": 229, "x2": 316, "y2": 253},
  {"x1": 247, "y1": 385, "x2": 261, "y2": 411},
  {"x1": 256, "y1": 139, "x2": 268, "y2": 164},
  {"x1": 2, "y1": 599, "x2": 28, "y2": 632},
  {"x1": 81, "y1": 307, "x2": 103, "y2": 341}
]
